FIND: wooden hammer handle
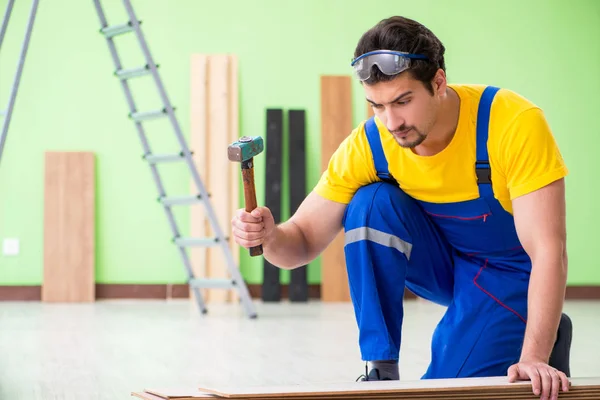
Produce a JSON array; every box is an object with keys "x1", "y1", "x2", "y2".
[{"x1": 241, "y1": 158, "x2": 263, "y2": 257}]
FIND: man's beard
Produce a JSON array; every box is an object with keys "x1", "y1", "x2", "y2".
[{"x1": 390, "y1": 126, "x2": 427, "y2": 148}]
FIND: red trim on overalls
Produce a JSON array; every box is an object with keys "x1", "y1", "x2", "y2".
[
  {"x1": 425, "y1": 211, "x2": 490, "y2": 222},
  {"x1": 472, "y1": 258, "x2": 527, "y2": 324}
]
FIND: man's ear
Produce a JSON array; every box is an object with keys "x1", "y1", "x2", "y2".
[{"x1": 432, "y1": 68, "x2": 447, "y2": 95}]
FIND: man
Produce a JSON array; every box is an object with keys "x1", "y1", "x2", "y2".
[{"x1": 231, "y1": 16, "x2": 572, "y2": 400}]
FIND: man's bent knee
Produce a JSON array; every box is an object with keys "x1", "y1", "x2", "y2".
[{"x1": 344, "y1": 182, "x2": 413, "y2": 228}]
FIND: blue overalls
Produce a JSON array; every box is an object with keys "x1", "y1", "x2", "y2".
[{"x1": 342, "y1": 86, "x2": 532, "y2": 378}]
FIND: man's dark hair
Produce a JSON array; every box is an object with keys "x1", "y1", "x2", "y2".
[{"x1": 354, "y1": 16, "x2": 446, "y2": 94}]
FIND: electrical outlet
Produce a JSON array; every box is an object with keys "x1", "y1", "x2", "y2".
[{"x1": 3, "y1": 238, "x2": 19, "y2": 256}]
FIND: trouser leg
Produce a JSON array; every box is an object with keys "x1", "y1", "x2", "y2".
[
  {"x1": 342, "y1": 182, "x2": 454, "y2": 361},
  {"x1": 423, "y1": 253, "x2": 530, "y2": 378}
]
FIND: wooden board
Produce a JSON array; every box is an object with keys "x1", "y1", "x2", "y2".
[
  {"x1": 190, "y1": 54, "x2": 240, "y2": 303},
  {"x1": 228, "y1": 54, "x2": 240, "y2": 304},
  {"x1": 199, "y1": 376, "x2": 529, "y2": 398},
  {"x1": 133, "y1": 392, "x2": 215, "y2": 399},
  {"x1": 138, "y1": 388, "x2": 216, "y2": 399},
  {"x1": 206, "y1": 54, "x2": 231, "y2": 303},
  {"x1": 132, "y1": 393, "x2": 164, "y2": 400},
  {"x1": 137, "y1": 376, "x2": 600, "y2": 399},
  {"x1": 136, "y1": 388, "x2": 600, "y2": 400},
  {"x1": 288, "y1": 109, "x2": 308, "y2": 302},
  {"x1": 190, "y1": 54, "x2": 209, "y2": 298},
  {"x1": 194, "y1": 376, "x2": 600, "y2": 399},
  {"x1": 263, "y1": 108, "x2": 283, "y2": 302},
  {"x1": 43, "y1": 151, "x2": 95, "y2": 303},
  {"x1": 319, "y1": 75, "x2": 352, "y2": 302}
]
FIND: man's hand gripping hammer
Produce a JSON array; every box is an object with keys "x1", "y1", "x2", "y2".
[{"x1": 227, "y1": 135, "x2": 264, "y2": 257}]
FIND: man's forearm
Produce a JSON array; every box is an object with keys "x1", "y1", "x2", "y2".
[
  {"x1": 520, "y1": 250, "x2": 568, "y2": 363},
  {"x1": 262, "y1": 221, "x2": 312, "y2": 270}
]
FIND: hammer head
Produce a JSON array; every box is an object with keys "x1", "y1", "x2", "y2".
[{"x1": 227, "y1": 136, "x2": 264, "y2": 162}]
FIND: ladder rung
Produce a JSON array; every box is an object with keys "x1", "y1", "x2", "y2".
[
  {"x1": 174, "y1": 237, "x2": 220, "y2": 247},
  {"x1": 189, "y1": 278, "x2": 236, "y2": 289},
  {"x1": 130, "y1": 108, "x2": 169, "y2": 122},
  {"x1": 100, "y1": 21, "x2": 138, "y2": 38},
  {"x1": 115, "y1": 65, "x2": 154, "y2": 80},
  {"x1": 159, "y1": 195, "x2": 202, "y2": 206},
  {"x1": 143, "y1": 152, "x2": 187, "y2": 164}
]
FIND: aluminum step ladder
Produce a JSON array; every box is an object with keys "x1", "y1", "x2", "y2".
[
  {"x1": 0, "y1": 0, "x2": 39, "y2": 168},
  {"x1": 92, "y1": 0, "x2": 257, "y2": 318}
]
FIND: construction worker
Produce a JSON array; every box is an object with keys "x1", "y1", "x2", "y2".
[{"x1": 231, "y1": 15, "x2": 572, "y2": 400}]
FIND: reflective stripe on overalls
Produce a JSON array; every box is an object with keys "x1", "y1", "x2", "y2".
[{"x1": 342, "y1": 86, "x2": 532, "y2": 378}]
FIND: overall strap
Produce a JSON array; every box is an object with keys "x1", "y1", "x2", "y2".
[
  {"x1": 475, "y1": 86, "x2": 501, "y2": 186},
  {"x1": 364, "y1": 117, "x2": 396, "y2": 184}
]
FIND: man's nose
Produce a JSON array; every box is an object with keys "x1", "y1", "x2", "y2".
[{"x1": 385, "y1": 109, "x2": 405, "y2": 132}]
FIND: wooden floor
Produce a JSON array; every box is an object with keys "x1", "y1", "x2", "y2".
[{"x1": 1, "y1": 299, "x2": 599, "y2": 399}]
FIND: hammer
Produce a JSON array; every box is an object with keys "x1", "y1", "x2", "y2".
[{"x1": 227, "y1": 135, "x2": 265, "y2": 257}]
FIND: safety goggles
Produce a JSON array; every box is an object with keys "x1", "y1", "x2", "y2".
[{"x1": 350, "y1": 50, "x2": 429, "y2": 81}]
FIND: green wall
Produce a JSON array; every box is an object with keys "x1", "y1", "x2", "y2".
[{"x1": 1, "y1": 0, "x2": 598, "y2": 287}]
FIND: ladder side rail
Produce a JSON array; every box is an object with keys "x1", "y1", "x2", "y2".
[{"x1": 0, "y1": 0, "x2": 39, "y2": 166}]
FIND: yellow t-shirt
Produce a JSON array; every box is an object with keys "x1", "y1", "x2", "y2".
[{"x1": 314, "y1": 84, "x2": 568, "y2": 215}]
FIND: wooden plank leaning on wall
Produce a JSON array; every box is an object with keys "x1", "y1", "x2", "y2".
[
  {"x1": 43, "y1": 152, "x2": 95, "y2": 302},
  {"x1": 319, "y1": 76, "x2": 353, "y2": 302},
  {"x1": 190, "y1": 54, "x2": 240, "y2": 303}
]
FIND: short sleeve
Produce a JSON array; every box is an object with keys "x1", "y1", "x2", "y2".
[
  {"x1": 499, "y1": 107, "x2": 568, "y2": 200},
  {"x1": 313, "y1": 124, "x2": 379, "y2": 204}
]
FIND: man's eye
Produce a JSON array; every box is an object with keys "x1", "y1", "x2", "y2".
[{"x1": 398, "y1": 100, "x2": 411, "y2": 105}]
